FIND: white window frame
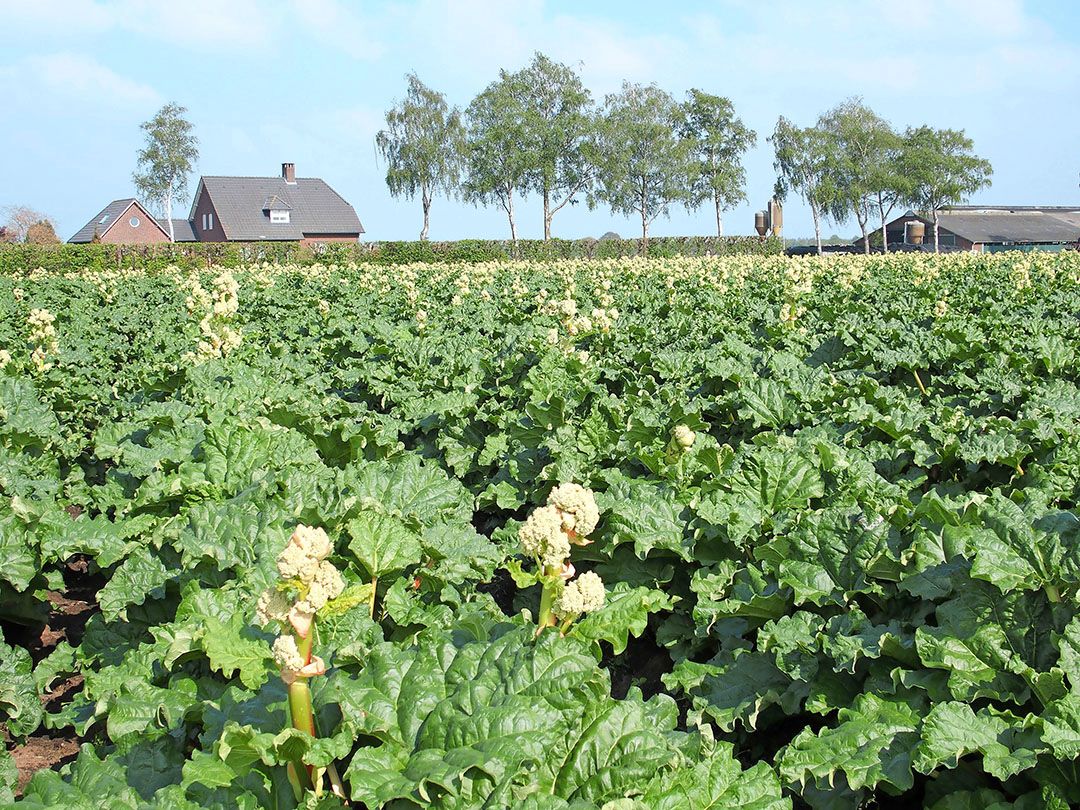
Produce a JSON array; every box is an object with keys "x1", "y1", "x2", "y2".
[
  {"x1": 270, "y1": 210, "x2": 290, "y2": 224},
  {"x1": 202, "y1": 212, "x2": 214, "y2": 231}
]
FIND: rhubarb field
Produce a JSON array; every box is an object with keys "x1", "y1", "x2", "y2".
[{"x1": 3, "y1": 253, "x2": 1080, "y2": 808}]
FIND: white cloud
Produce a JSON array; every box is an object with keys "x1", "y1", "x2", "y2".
[
  {"x1": 1, "y1": 0, "x2": 274, "y2": 50},
  {"x1": 6, "y1": 52, "x2": 160, "y2": 106},
  {"x1": 289, "y1": 0, "x2": 386, "y2": 60}
]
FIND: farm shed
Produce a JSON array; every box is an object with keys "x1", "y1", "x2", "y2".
[{"x1": 860, "y1": 206, "x2": 1080, "y2": 252}]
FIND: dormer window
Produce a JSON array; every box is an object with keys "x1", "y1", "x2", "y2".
[{"x1": 270, "y1": 210, "x2": 290, "y2": 224}]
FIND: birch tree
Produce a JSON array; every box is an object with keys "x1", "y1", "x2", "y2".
[
  {"x1": 463, "y1": 71, "x2": 532, "y2": 242},
  {"x1": 515, "y1": 53, "x2": 597, "y2": 240},
  {"x1": 680, "y1": 89, "x2": 756, "y2": 237},
  {"x1": 376, "y1": 74, "x2": 465, "y2": 240},
  {"x1": 899, "y1": 126, "x2": 993, "y2": 252},
  {"x1": 818, "y1": 98, "x2": 896, "y2": 254},
  {"x1": 133, "y1": 102, "x2": 198, "y2": 243},
  {"x1": 770, "y1": 117, "x2": 839, "y2": 256},
  {"x1": 591, "y1": 82, "x2": 694, "y2": 252}
]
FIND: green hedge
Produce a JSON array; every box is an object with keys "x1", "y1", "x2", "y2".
[{"x1": 0, "y1": 235, "x2": 782, "y2": 273}]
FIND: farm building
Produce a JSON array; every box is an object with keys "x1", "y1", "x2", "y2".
[
  {"x1": 860, "y1": 206, "x2": 1080, "y2": 252},
  {"x1": 69, "y1": 163, "x2": 364, "y2": 245}
]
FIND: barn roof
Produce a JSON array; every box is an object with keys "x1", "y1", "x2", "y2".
[{"x1": 936, "y1": 208, "x2": 1080, "y2": 244}]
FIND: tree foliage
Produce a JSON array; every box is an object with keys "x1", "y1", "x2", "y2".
[
  {"x1": 132, "y1": 102, "x2": 199, "y2": 244},
  {"x1": 898, "y1": 126, "x2": 993, "y2": 251},
  {"x1": 680, "y1": 89, "x2": 756, "y2": 237},
  {"x1": 376, "y1": 74, "x2": 465, "y2": 241},
  {"x1": 592, "y1": 82, "x2": 695, "y2": 249},
  {"x1": 1, "y1": 206, "x2": 57, "y2": 244},
  {"x1": 462, "y1": 70, "x2": 533, "y2": 242},
  {"x1": 770, "y1": 118, "x2": 839, "y2": 255},
  {"x1": 817, "y1": 98, "x2": 899, "y2": 253},
  {"x1": 513, "y1": 53, "x2": 597, "y2": 240}
]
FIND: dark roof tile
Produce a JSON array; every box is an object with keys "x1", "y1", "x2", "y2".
[{"x1": 197, "y1": 176, "x2": 363, "y2": 241}]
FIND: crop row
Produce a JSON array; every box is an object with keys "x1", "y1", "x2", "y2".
[{"x1": 2, "y1": 253, "x2": 1080, "y2": 807}]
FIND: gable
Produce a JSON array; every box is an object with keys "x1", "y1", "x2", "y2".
[{"x1": 69, "y1": 199, "x2": 171, "y2": 243}]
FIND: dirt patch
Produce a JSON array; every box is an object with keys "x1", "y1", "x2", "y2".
[
  {"x1": 8, "y1": 732, "x2": 81, "y2": 796},
  {"x1": 5, "y1": 559, "x2": 100, "y2": 796}
]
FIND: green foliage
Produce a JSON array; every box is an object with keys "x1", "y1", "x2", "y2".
[
  {"x1": 376, "y1": 73, "x2": 466, "y2": 240},
  {"x1": 592, "y1": 83, "x2": 696, "y2": 246},
  {"x1": 0, "y1": 236, "x2": 781, "y2": 273},
  {"x1": 3, "y1": 252, "x2": 1080, "y2": 806},
  {"x1": 898, "y1": 125, "x2": 994, "y2": 251},
  {"x1": 132, "y1": 102, "x2": 199, "y2": 242},
  {"x1": 680, "y1": 89, "x2": 756, "y2": 236}
]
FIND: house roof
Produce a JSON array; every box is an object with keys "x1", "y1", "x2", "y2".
[
  {"x1": 156, "y1": 218, "x2": 197, "y2": 242},
  {"x1": 68, "y1": 198, "x2": 170, "y2": 243},
  {"x1": 193, "y1": 175, "x2": 364, "y2": 241},
  {"x1": 935, "y1": 209, "x2": 1080, "y2": 244}
]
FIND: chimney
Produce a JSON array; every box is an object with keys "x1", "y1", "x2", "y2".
[{"x1": 282, "y1": 162, "x2": 296, "y2": 184}]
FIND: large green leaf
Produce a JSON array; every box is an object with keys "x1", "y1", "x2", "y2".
[
  {"x1": 778, "y1": 692, "x2": 922, "y2": 793},
  {"x1": 346, "y1": 510, "x2": 423, "y2": 580}
]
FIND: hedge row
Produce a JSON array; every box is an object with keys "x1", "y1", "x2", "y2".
[{"x1": 0, "y1": 235, "x2": 783, "y2": 273}]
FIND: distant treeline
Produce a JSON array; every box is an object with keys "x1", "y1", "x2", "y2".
[{"x1": 0, "y1": 236, "x2": 783, "y2": 273}]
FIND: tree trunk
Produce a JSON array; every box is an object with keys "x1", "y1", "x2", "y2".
[
  {"x1": 640, "y1": 179, "x2": 649, "y2": 256},
  {"x1": 812, "y1": 205, "x2": 822, "y2": 256},
  {"x1": 856, "y1": 208, "x2": 870, "y2": 255},
  {"x1": 933, "y1": 211, "x2": 940, "y2": 254},
  {"x1": 714, "y1": 190, "x2": 723, "y2": 237},
  {"x1": 165, "y1": 193, "x2": 175, "y2": 243},
  {"x1": 543, "y1": 188, "x2": 551, "y2": 241},
  {"x1": 420, "y1": 189, "x2": 431, "y2": 241},
  {"x1": 506, "y1": 189, "x2": 517, "y2": 244},
  {"x1": 878, "y1": 195, "x2": 888, "y2": 255}
]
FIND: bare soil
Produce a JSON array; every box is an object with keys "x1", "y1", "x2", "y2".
[{"x1": 5, "y1": 560, "x2": 98, "y2": 797}]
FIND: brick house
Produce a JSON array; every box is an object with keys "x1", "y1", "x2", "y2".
[
  {"x1": 67, "y1": 198, "x2": 195, "y2": 244},
  {"x1": 69, "y1": 163, "x2": 364, "y2": 245}
]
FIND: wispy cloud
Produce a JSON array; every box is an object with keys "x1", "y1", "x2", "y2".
[
  {"x1": 289, "y1": 0, "x2": 386, "y2": 60},
  {"x1": 3, "y1": 52, "x2": 160, "y2": 106},
  {"x1": 1, "y1": 0, "x2": 276, "y2": 50}
]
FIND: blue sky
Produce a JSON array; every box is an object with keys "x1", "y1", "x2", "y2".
[{"x1": 2, "y1": 0, "x2": 1078, "y2": 242}]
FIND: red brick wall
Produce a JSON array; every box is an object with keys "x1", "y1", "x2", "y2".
[
  {"x1": 192, "y1": 191, "x2": 226, "y2": 242},
  {"x1": 100, "y1": 204, "x2": 170, "y2": 244}
]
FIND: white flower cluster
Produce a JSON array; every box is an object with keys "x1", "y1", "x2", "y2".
[
  {"x1": 548, "y1": 483, "x2": 600, "y2": 537},
  {"x1": 934, "y1": 299, "x2": 949, "y2": 317},
  {"x1": 27, "y1": 308, "x2": 58, "y2": 372},
  {"x1": 272, "y1": 634, "x2": 306, "y2": 673},
  {"x1": 259, "y1": 524, "x2": 343, "y2": 683},
  {"x1": 519, "y1": 506, "x2": 570, "y2": 568},
  {"x1": 673, "y1": 424, "x2": 696, "y2": 450},
  {"x1": 519, "y1": 483, "x2": 600, "y2": 569},
  {"x1": 184, "y1": 271, "x2": 242, "y2": 364},
  {"x1": 554, "y1": 570, "x2": 606, "y2": 619},
  {"x1": 317, "y1": 299, "x2": 331, "y2": 317},
  {"x1": 0, "y1": 348, "x2": 11, "y2": 369},
  {"x1": 779, "y1": 302, "x2": 803, "y2": 324}
]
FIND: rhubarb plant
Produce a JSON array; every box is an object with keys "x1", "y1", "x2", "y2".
[
  {"x1": 512, "y1": 483, "x2": 607, "y2": 635},
  {"x1": 254, "y1": 524, "x2": 349, "y2": 800}
]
